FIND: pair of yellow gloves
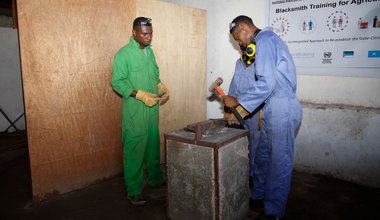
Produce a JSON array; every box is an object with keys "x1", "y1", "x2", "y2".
[{"x1": 135, "y1": 83, "x2": 169, "y2": 107}]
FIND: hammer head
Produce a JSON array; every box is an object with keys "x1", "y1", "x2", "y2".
[{"x1": 208, "y1": 77, "x2": 223, "y2": 92}]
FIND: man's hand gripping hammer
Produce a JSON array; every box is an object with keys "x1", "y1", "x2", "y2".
[{"x1": 209, "y1": 77, "x2": 245, "y2": 125}]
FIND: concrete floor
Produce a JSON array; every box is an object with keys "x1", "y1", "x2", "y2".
[{"x1": 1, "y1": 131, "x2": 380, "y2": 220}]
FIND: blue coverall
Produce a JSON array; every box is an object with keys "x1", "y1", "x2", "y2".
[
  {"x1": 237, "y1": 27, "x2": 303, "y2": 217},
  {"x1": 228, "y1": 59, "x2": 260, "y2": 179}
]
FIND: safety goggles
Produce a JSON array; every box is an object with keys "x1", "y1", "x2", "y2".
[
  {"x1": 229, "y1": 22, "x2": 237, "y2": 32},
  {"x1": 140, "y1": 18, "x2": 152, "y2": 26}
]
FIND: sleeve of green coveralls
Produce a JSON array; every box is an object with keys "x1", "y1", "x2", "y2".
[
  {"x1": 152, "y1": 50, "x2": 161, "y2": 84},
  {"x1": 111, "y1": 53, "x2": 134, "y2": 98}
]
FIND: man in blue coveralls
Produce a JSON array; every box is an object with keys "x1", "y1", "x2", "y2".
[
  {"x1": 226, "y1": 45, "x2": 262, "y2": 189},
  {"x1": 223, "y1": 15, "x2": 303, "y2": 220}
]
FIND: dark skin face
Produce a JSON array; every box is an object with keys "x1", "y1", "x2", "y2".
[
  {"x1": 132, "y1": 25, "x2": 153, "y2": 49},
  {"x1": 129, "y1": 25, "x2": 154, "y2": 97},
  {"x1": 231, "y1": 23, "x2": 257, "y2": 47},
  {"x1": 223, "y1": 22, "x2": 258, "y2": 108}
]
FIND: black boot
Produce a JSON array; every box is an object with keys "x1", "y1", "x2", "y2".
[
  {"x1": 255, "y1": 214, "x2": 280, "y2": 220},
  {"x1": 249, "y1": 198, "x2": 264, "y2": 213}
]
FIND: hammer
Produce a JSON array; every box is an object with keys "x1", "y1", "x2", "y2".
[{"x1": 209, "y1": 77, "x2": 245, "y2": 125}]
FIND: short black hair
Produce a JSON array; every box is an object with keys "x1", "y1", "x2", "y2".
[
  {"x1": 133, "y1": 17, "x2": 152, "y2": 30},
  {"x1": 229, "y1": 15, "x2": 253, "y2": 33}
]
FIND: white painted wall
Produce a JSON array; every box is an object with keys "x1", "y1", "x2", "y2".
[
  {"x1": 0, "y1": 27, "x2": 25, "y2": 132},
  {"x1": 159, "y1": 0, "x2": 267, "y2": 118},
  {"x1": 161, "y1": 0, "x2": 380, "y2": 188},
  {"x1": 298, "y1": 75, "x2": 380, "y2": 107}
]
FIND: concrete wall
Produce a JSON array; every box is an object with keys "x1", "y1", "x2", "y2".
[
  {"x1": 161, "y1": 0, "x2": 380, "y2": 188},
  {"x1": 296, "y1": 75, "x2": 380, "y2": 187},
  {"x1": 0, "y1": 27, "x2": 25, "y2": 132},
  {"x1": 296, "y1": 101, "x2": 380, "y2": 187}
]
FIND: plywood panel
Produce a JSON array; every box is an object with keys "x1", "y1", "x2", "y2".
[
  {"x1": 136, "y1": 0, "x2": 207, "y2": 156},
  {"x1": 17, "y1": 0, "x2": 137, "y2": 201},
  {"x1": 17, "y1": 0, "x2": 206, "y2": 200}
]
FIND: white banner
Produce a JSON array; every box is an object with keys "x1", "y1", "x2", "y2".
[{"x1": 268, "y1": 0, "x2": 380, "y2": 73}]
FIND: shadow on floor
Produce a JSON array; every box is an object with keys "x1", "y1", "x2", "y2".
[{"x1": 1, "y1": 131, "x2": 379, "y2": 220}]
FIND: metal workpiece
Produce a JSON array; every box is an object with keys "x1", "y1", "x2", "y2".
[{"x1": 165, "y1": 119, "x2": 248, "y2": 148}]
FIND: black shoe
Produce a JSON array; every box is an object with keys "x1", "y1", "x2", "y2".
[
  {"x1": 128, "y1": 195, "x2": 147, "y2": 206},
  {"x1": 149, "y1": 181, "x2": 166, "y2": 188},
  {"x1": 249, "y1": 198, "x2": 264, "y2": 212},
  {"x1": 249, "y1": 176, "x2": 254, "y2": 188},
  {"x1": 255, "y1": 214, "x2": 280, "y2": 220}
]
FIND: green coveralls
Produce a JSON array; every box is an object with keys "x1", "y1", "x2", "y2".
[{"x1": 112, "y1": 37, "x2": 164, "y2": 196}]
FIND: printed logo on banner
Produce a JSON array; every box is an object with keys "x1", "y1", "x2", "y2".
[
  {"x1": 357, "y1": 16, "x2": 379, "y2": 29},
  {"x1": 327, "y1": 11, "x2": 349, "y2": 32},
  {"x1": 343, "y1": 51, "x2": 354, "y2": 58},
  {"x1": 271, "y1": 17, "x2": 290, "y2": 38},
  {"x1": 374, "y1": 16, "x2": 380, "y2": 28},
  {"x1": 292, "y1": 52, "x2": 315, "y2": 59},
  {"x1": 357, "y1": 18, "x2": 369, "y2": 29},
  {"x1": 272, "y1": 0, "x2": 285, "y2": 4},
  {"x1": 272, "y1": 0, "x2": 304, "y2": 4},
  {"x1": 299, "y1": 16, "x2": 317, "y2": 34},
  {"x1": 368, "y1": 50, "x2": 380, "y2": 58},
  {"x1": 269, "y1": 0, "x2": 380, "y2": 71},
  {"x1": 322, "y1": 52, "x2": 332, "y2": 64}
]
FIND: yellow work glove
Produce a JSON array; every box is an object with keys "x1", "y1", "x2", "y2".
[
  {"x1": 157, "y1": 82, "x2": 169, "y2": 102},
  {"x1": 135, "y1": 90, "x2": 159, "y2": 107},
  {"x1": 224, "y1": 112, "x2": 239, "y2": 125},
  {"x1": 235, "y1": 105, "x2": 249, "y2": 119},
  {"x1": 223, "y1": 105, "x2": 249, "y2": 126}
]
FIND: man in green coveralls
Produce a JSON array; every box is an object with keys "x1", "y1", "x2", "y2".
[{"x1": 112, "y1": 17, "x2": 169, "y2": 206}]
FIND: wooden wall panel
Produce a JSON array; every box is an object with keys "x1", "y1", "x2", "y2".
[
  {"x1": 136, "y1": 0, "x2": 207, "y2": 158},
  {"x1": 17, "y1": 0, "x2": 136, "y2": 201},
  {"x1": 17, "y1": 0, "x2": 206, "y2": 201}
]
